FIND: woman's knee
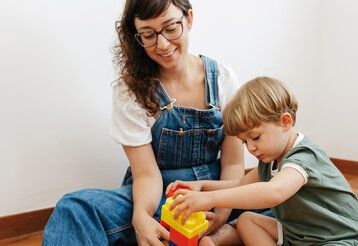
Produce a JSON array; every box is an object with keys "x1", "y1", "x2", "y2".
[{"x1": 53, "y1": 189, "x2": 97, "y2": 219}]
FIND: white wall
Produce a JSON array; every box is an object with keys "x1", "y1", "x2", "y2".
[
  {"x1": 190, "y1": 0, "x2": 321, "y2": 167},
  {"x1": 0, "y1": 0, "x2": 128, "y2": 216},
  {"x1": 0, "y1": 0, "x2": 357, "y2": 216},
  {"x1": 315, "y1": 0, "x2": 358, "y2": 160}
]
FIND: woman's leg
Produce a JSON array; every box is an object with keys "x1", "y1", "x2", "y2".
[
  {"x1": 236, "y1": 212, "x2": 278, "y2": 246},
  {"x1": 42, "y1": 185, "x2": 141, "y2": 246}
]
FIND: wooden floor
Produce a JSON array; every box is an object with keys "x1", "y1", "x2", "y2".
[
  {"x1": 0, "y1": 173, "x2": 357, "y2": 246},
  {"x1": 0, "y1": 231, "x2": 42, "y2": 246}
]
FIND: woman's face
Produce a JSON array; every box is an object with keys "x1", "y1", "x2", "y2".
[{"x1": 134, "y1": 4, "x2": 192, "y2": 70}]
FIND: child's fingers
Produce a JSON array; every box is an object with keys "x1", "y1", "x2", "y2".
[
  {"x1": 169, "y1": 192, "x2": 185, "y2": 210},
  {"x1": 166, "y1": 180, "x2": 187, "y2": 196},
  {"x1": 173, "y1": 201, "x2": 188, "y2": 220},
  {"x1": 172, "y1": 189, "x2": 188, "y2": 199},
  {"x1": 181, "y1": 208, "x2": 192, "y2": 224}
]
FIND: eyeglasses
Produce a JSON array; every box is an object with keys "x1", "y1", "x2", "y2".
[{"x1": 134, "y1": 15, "x2": 184, "y2": 48}]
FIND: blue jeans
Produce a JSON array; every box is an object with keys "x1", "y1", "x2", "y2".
[
  {"x1": 43, "y1": 163, "x2": 221, "y2": 245},
  {"x1": 43, "y1": 186, "x2": 138, "y2": 245}
]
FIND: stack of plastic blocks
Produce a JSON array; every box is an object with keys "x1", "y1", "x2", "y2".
[{"x1": 160, "y1": 186, "x2": 208, "y2": 246}]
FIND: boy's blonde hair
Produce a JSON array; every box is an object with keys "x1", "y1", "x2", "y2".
[{"x1": 223, "y1": 77, "x2": 298, "y2": 136}]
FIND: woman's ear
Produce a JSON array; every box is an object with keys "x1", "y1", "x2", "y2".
[
  {"x1": 187, "y1": 9, "x2": 193, "y2": 30},
  {"x1": 280, "y1": 112, "x2": 293, "y2": 130}
]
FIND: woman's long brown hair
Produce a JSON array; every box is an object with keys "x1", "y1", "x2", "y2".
[{"x1": 113, "y1": 0, "x2": 192, "y2": 116}]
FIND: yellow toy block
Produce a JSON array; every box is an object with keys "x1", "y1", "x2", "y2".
[{"x1": 161, "y1": 196, "x2": 208, "y2": 238}]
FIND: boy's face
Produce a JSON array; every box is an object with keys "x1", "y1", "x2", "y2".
[{"x1": 237, "y1": 121, "x2": 291, "y2": 164}]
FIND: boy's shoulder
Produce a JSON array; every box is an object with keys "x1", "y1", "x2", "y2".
[
  {"x1": 280, "y1": 135, "x2": 332, "y2": 178},
  {"x1": 283, "y1": 135, "x2": 326, "y2": 165}
]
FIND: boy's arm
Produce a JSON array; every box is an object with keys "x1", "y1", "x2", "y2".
[
  {"x1": 199, "y1": 167, "x2": 260, "y2": 191},
  {"x1": 167, "y1": 167, "x2": 260, "y2": 194},
  {"x1": 171, "y1": 167, "x2": 305, "y2": 222},
  {"x1": 213, "y1": 167, "x2": 305, "y2": 209}
]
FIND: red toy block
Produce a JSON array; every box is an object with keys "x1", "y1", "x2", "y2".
[
  {"x1": 160, "y1": 219, "x2": 170, "y2": 230},
  {"x1": 170, "y1": 226, "x2": 198, "y2": 246}
]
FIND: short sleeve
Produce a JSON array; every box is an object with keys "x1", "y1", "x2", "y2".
[
  {"x1": 281, "y1": 149, "x2": 321, "y2": 185},
  {"x1": 217, "y1": 64, "x2": 241, "y2": 109},
  {"x1": 281, "y1": 163, "x2": 308, "y2": 184},
  {"x1": 110, "y1": 83, "x2": 152, "y2": 146}
]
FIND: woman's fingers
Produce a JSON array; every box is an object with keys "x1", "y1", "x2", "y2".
[
  {"x1": 165, "y1": 183, "x2": 173, "y2": 195},
  {"x1": 204, "y1": 211, "x2": 215, "y2": 221},
  {"x1": 158, "y1": 223, "x2": 170, "y2": 241}
]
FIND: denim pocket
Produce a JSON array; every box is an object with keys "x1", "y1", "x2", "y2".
[{"x1": 157, "y1": 126, "x2": 223, "y2": 168}]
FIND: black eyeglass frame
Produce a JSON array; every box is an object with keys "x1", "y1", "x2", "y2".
[{"x1": 134, "y1": 15, "x2": 185, "y2": 48}]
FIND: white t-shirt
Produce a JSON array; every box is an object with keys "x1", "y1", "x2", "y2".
[{"x1": 110, "y1": 63, "x2": 240, "y2": 146}]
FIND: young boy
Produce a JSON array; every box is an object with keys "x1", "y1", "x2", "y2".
[{"x1": 167, "y1": 77, "x2": 358, "y2": 245}]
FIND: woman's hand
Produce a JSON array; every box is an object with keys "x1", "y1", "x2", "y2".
[
  {"x1": 169, "y1": 189, "x2": 215, "y2": 224},
  {"x1": 165, "y1": 180, "x2": 203, "y2": 196},
  {"x1": 132, "y1": 211, "x2": 169, "y2": 246}
]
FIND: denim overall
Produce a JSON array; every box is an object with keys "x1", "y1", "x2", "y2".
[{"x1": 42, "y1": 55, "x2": 227, "y2": 245}]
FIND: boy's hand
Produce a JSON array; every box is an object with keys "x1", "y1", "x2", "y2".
[
  {"x1": 169, "y1": 189, "x2": 214, "y2": 224},
  {"x1": 165, "y1": 180, "x2": 203, "y2": 196}
]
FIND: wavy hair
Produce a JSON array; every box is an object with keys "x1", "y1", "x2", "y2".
[
  {"x1": 223, "y1": 77, "x2": 298, "y2": 136},
  {"x1": 113, "y1": 0, "x2": 192, "y2": 116}
]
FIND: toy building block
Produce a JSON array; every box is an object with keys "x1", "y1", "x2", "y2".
[
  {"x1": 160, "y1": 184, "x2": 192, "y2": 231},
  {"x1": 160, "y1": 185, "x2": 208, "y2": 246},
  {"x1": 169, "y1": 226, "x2": 199, "y2": 246}
]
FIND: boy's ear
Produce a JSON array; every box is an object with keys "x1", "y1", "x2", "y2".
[{"x1": 280, "y1": 112, "x2": 293, "y2": 130}]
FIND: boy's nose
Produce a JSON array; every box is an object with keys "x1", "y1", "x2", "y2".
[{"x1": 247, "y1": 142, "x2": 258, "y2": 153}]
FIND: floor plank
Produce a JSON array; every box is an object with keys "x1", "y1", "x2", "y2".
[
  {"x1": 0, "y1": 231, "x2": 42, "y2": 246},
  {"x1": 343, "y1": 173, "x2": 358, "y2": 195}
]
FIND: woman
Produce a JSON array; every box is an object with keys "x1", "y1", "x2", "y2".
[{"x1": 43, "y1": 0, "x2": 245, "y2": 245}]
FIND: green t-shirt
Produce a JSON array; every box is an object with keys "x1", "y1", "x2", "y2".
[{"x1": 258, "y1": 136, "x2": 358, "y2": 245}]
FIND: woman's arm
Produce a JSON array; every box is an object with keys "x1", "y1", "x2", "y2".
[
  {"x1": 196, "y1": 136, "x2": 244, "y2": 191},
  {"x1": 219, "y1": 136, "x2": 245, "y2": 181},
  {"x1": 203, "y1": 135, "x2": 244, "y2": 235},
  {"x1": 123, "y1": 144, "x2": 169, "y2": 245}
]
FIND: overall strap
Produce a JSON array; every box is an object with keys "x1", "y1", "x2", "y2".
[
  {"x1": 200, "y1": 55, "x2": 219, "y2": 108},
  {"x1": 157, "y1": 81, "x2": 176, "y2": 111}
]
